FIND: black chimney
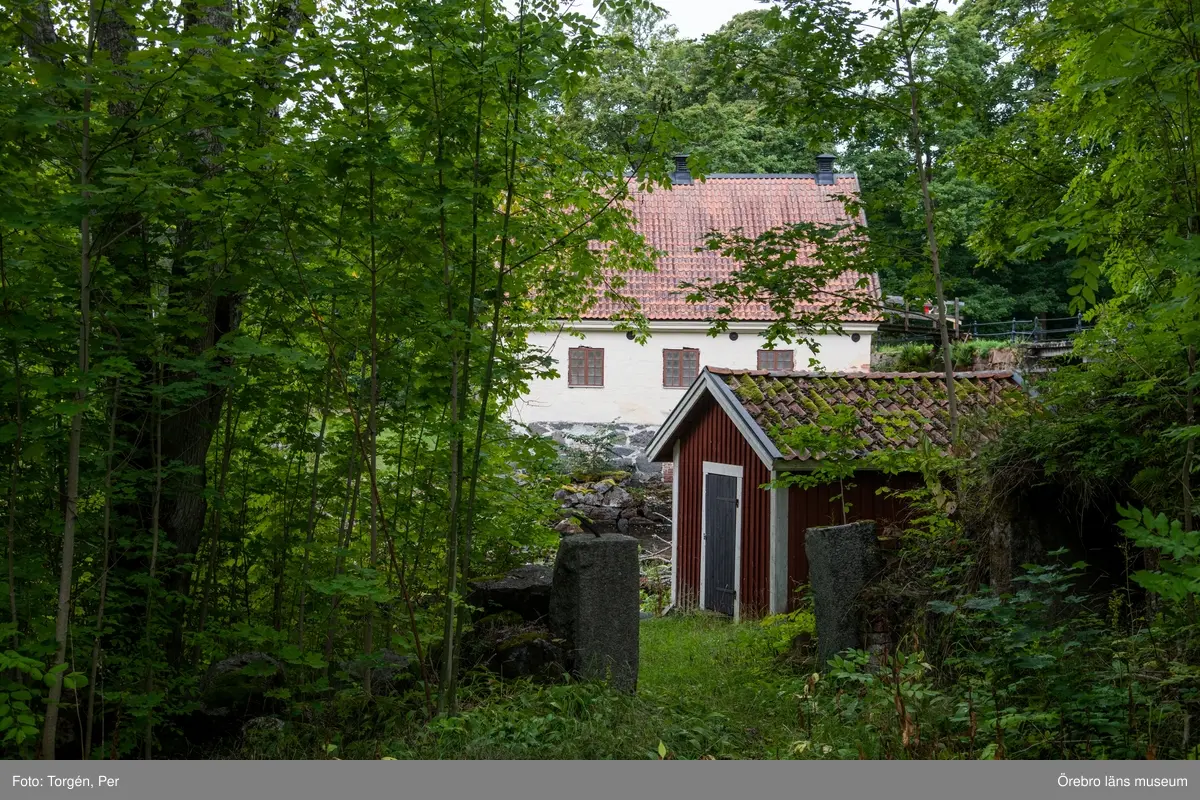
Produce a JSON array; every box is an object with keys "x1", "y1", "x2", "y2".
[
  {"x1": 671, "y1": 153, "x2": 692, "y2": 185},
  {"x1": 815, "y1": 153, "x2": 836, "y2": 185}
]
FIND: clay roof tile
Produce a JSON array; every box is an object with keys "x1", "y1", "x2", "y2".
[{"x1": 585, "y1": 175, "x2": 879, "y2": 321}]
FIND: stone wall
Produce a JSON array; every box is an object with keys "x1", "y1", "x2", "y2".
[
  {"x1": 552, "y1": 477, "x2": 671, "y2": 539},
  {"x1": 526, "y1": 421, "x2": 663, "y2": 482}
]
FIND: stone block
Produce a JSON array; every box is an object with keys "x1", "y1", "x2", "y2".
[
  {"x1": 804, "y1": 521, "x2": 880, "y2": 667},
  {"x1": 583, "y1": 505, "x2": 620, "y2": 522},
  {"x1": 549, "y1": 533, "x2": 640, "y2": 692},
  {"x1": 602, "y1": 486, "x2": 633, "y2": 507},
  {"x1": 467, "y1": 564, "x2": 554, "y2": 621}
]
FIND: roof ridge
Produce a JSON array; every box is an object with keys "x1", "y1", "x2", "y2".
[
  {"x1": 704, "y1": 367, "x2": 1015, "y2": 380},
  {"x1": 697, "y1": 173, "x2": 859, "y2": 180}
]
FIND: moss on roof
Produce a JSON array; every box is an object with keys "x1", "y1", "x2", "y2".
[{"x1": 711, "y1": 369, "x2": 1028, "y2": 461}]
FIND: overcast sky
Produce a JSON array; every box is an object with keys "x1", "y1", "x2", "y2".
[
  {"x1": 535, "y1": 1, "x2": 881, "y2": 42},
  {"x1": 652, "y1": 0, "x2": 772, "y2": 39},
  {"x1": 648, "y1": 0, "x2": 881, "y2": 40}
]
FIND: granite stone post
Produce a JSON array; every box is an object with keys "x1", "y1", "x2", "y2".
[
  {"x1": 549, "y1": 533, "x2": 640, "y2": 692},
  {"x1": 804, "y1": 521, "x2": 880, "y2": 666}
]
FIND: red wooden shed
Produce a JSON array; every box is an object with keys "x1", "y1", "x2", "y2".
[{"x1": 644, "y1": 367, "x2": 1026, "y2": 619}]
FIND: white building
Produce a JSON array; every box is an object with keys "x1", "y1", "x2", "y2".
[
  {"x1": 520, "y1": 321, "x2": 876, "y2": 426},
  {"x1": 511, "y1": 156, "x2": 880, "y2": 464}
]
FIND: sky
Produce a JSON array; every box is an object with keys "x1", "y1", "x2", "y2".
[
  {"x1": 648, "y1": 0, "x2": 883, "y2": 40},
  {"x1": 544, "y1": 1, "x2": 884, "y2": 43},
  {"x1": 652, "y1": 0, "x2": 772, "y2": 40}
]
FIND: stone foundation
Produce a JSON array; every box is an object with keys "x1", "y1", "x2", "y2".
[{"x1": 525, "y1": 421, "x2": 663, "y2": 482}]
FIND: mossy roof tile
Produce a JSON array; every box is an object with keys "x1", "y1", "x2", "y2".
[{"x1": 706, "y1": 368, "x2": 1027, "y2": 460}]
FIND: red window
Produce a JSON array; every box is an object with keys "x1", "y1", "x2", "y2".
[
  {"x1": 757, "y1": 349, "x2": 794, "y2": 371},
  {"x1": 568, "y1": 347, "x2": 604, "y2": 386},
  {"x1": 663, "y1": 348, "x2": 700, "y2": 387}
]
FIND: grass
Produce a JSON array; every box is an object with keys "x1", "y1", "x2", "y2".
[{"x1": 230, "y1": 613, "x2": 821, "y2": 760}]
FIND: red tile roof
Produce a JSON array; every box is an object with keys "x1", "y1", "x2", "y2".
[
  {"x1": 710, "y1": 368, "x2": 1027, "y2": 460},
  {"x1": 587, "y1": 175, "x2": 880, "y2": 321}
]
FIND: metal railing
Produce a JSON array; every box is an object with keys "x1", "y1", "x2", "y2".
[
  {"x1": 967, "y1": 314, "x2": 1088, "y2": 343},
  {"x1": 879, "y1": 314, "x2": 1091, "y2": 346}
]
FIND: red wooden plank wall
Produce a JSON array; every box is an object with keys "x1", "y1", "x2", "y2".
[
  {"x1": 676, "y1": 396, "x2": 773, "y2": 616},
  {"x1": 785, "y1": 472, "x2": 917, "y2": 611}
]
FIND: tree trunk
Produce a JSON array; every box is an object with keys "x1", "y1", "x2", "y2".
[
  {"x1": 42, "y1": 6, "x2": 95, "y2": 756},
  {"x1": 192, "y1": 394, "x2": 239, "y2": 663},
  {"x1": 896, "y1": 0, "x2": 958, "y2": 443},
  {"x1": 1184, "y1": 344, "x2": 1195, "y2": 622},
  {"x1": 296, "y1": 366, "x2": 332, "y2": 648},
  {"x1": 365, "y1": 95, "x2": 381, "y2": 693},
  {"x1": 271, "y1": 394, "x2": 312, "y2": 632},
  {"x1": 84, "y1": 378, "x2": 120, "y2": 759},
  {"x1": 325, "y1": 439, "x2": 362, "y2": 667},
  {"x1": 4, "y1": 344, "x2": 22, "y2": 647},
  {"x1": 143, "y1": 364, "x2": 164, "y2": 760}
]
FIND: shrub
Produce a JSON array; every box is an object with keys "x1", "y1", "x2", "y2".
[
  {"x1": 757, "y1": 610, "x2": 816, "y2": 657},
  {"x1": 559, "y1": 421, "x2": 624, "y2": 478}
]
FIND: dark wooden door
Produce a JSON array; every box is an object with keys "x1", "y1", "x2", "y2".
[{"x1": 703, "y1": 472, "x2": 738, "y2": 616}]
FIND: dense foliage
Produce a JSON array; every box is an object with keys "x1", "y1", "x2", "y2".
[
  {"x1": 0, "y1": 0, "x2": 679, "y2": 757},
  {"x1": 2, "y1": 0, "x2": 1199, "y2": 762}
]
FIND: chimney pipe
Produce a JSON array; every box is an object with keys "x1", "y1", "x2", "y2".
[
  {"x1": 815, "y1": 153, "x2": 836, "y2": 185},
  {"x1": 671, "y1": 153, "x2": 692, "y2": 185}
]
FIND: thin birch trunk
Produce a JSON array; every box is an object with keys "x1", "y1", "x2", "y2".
[
  {"x1": 83, "y1": 378, "x2": 120, "y2": 759},
  {"x1": 453, "y1": 0, "x2": 510, "y2": 707},
  {"x1": 272, "y1": 388, "x2": 313, "y2": 631},
  {"x1": 896, "y1": 0, "x2": 958, "y2": 442},
  {"x1": 325, "y1": 442, "x2": 361, "y2": 667},
  {"x1": 297, "y1": 364, "x2": 333, "y2": 648},
  {"x1": 4, "y1": 347, "x2": 21, "y2": 648},
  {"x1": 434, "y1": 59, "x2": 464, "y2": 713},
  {"x1": 365, "y1": 81, "x2": 381, "y2": 693},
  {"x1": 42, "y1": 5, "x2": 96, "y2": 757},
  {"x1": 193, "y1": 398, "x2": 239, "y2": 662},
  {"x1": 2, "y1": 232, "x2": 20, "y2": 645},
  {"x1": 1184, "y1": 344, "x2": 1195, "y2": 622},
  {"x1": 143, "y1": 363, "x2": 163, "y2": 760}
]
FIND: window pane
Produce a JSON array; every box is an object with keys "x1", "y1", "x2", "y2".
[
  {"x1": 569, "y1": 348, "x2": 582, "y2": 385},
  {"x1": 663, "y1": 349, "x2": 698, "y2": 386},
  {"x1": 570, "y1": 348, "x2": 602, "y2": 386},
  {"x1": 682, "y1": 350, "x2": 699, "y2": 380},
  {"x1": 588, "y1": 350, "x2": 602, "y2": 385},
  {"x1": 758, "y1": 349, "x2": 793, "y2": 370}
]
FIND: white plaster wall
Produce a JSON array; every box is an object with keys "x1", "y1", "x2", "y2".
[{"x1": 511, "y1": 323, "x2": 876, "y2": 427}]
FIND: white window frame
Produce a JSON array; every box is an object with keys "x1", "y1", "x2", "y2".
[{"x1": 699, "y1": 461, "x2": 744, "y2": 621}]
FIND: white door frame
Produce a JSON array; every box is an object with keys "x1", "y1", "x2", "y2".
[
  {"x1": 670, "y1": 440, "x2": 681, "y2": 608},
  {"x1": 699, "y1": 461, "x2": 744, "y2": 621}
]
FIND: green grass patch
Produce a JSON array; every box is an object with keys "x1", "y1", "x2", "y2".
[{"x1": 230, "y1": 613, "x2": 829, "y2": 760}]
